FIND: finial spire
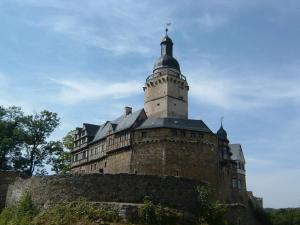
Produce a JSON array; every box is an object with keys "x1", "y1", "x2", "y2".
[
  {"x1": 165, "y1": 22, "x2": 171, "y2": 35},
  {"x1": 221, "y1": 116, "x2": 224, "y2": 127}
]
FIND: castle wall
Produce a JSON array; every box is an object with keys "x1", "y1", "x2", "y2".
[
  {"x1": 0, "y1": 170, "x2": 28, "y2": 211},
  {"x1": 131, "y1": 128, "x2": 219, "y2": 191},
  {"x1": 6, "y1": 174, "x2": 203, "y2": 212}
]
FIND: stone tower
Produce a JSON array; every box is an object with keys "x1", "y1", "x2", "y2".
[{"x1": 144, "y1": 30, "x2": 189, "y2": 119}]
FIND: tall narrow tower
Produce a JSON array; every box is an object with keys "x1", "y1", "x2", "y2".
[{"x1": 144, "y1": 30, "x2": 189, "y2": 119}]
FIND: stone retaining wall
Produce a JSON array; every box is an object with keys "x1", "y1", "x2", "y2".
[
  {"x1": 0, "y1": 170, "x2": 28, "y2": 211},
  {"x1": 6, "y1": 173, "x2": 203, "y2": 212}
]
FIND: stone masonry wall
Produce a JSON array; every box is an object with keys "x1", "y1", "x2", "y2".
[
  {"x1": 0, "y1": 170, "x2": 28, "y2": 211},
  {"x1": 131, "y1": 128, "x2": 218, "y2": 192},
  {"x1": 6, "y1": 173, "x2": 203, "y2": 212}
]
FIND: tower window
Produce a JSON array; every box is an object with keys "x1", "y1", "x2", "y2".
[
  {"x1": 157, "y1": 103, "x2": 160, "y2": 106},
  {"x1": 232, "y1": 178, "x2": 237, "y2": 188},
  {"x1": 176, "y1": 170, "x2": 179, "y2": 176}
]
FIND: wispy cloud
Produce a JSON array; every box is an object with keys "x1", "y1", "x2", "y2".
[
  {"x1": 52, "y1": 78, "x2": 143, "y2": 104},
  {"x1": 188, "y1": 63, "x2": 300, "y2": 110}
]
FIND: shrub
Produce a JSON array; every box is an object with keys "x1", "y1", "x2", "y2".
[
  {"x1": 32, "y1": 199, "x2": 119, "y2": 225},
  {"x1": 137, "y1": 197, "x2": 185, "y2": 225},
  {"x1": 196, "y1": 186, "x2": 228, "y2": 225},
  {"x1": 0, "y1": 192, "x2": 37, "y2": 225}
]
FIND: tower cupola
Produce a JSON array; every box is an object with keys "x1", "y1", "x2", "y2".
[
  {"x1": 217, "y1": 118, "x2": 228, "y2": 141},
  {"x1": 153, "y1": 29, "x2": 180, "y2": 72}
]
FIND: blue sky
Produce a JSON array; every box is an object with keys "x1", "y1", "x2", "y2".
[{"x1": 0, "y1": 0, "x2": 300, "y2": 208}]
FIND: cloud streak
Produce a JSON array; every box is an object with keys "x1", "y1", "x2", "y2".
[
  {"x1": 188, "y1": 63, "x2": 300, "y2": 110},
  {"x1": 52, "y1": 78, "x2": 143, "y2": 104}
]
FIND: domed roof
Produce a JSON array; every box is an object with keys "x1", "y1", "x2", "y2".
[
  {"x1": 161, "y1": 35, "x2": 173, "y2": 44},
  {"x1": 153, "y1": 55, "x2": 180, "y2": 72},
  {"x1": 217, "y1": 125, "x2": 228, "y2": 140},
  {"x1": 153, "y1": 33, "x2": 181, "y2": 72}
]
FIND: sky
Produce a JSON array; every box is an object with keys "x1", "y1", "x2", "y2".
[{"x1": 0, "y1": 0, "x2": 300, "y2": 208}]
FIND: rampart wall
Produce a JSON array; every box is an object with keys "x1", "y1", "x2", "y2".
[
  {"x1": 6, "y1": 173, "x2": 203, "y2": 212},
  {"x1": 0, "y1": 170, "x2": 28, "y2": 211}
]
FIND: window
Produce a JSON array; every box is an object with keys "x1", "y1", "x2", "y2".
[
  {"x1": 191, "y1": 132, "x2": 196, "y2": 138},
  {"x1": 232, "y1": 178, "x2": 237, "y2": 188},
  {"x1": 157, "y1": 103, "x2": 160, "y2": 106},
  {"x1": 176, "y1": 170, "x2": 179, "y2": 176},
  {"x1": 237, "y1": 179, "x2": 241, "y2": 189},
  {"x1": 232, "y1": 178, "x2": 242, "y2": 189},
  {"x1": 99, "y1": 168, "x2": 104, "y2": 173},
  {"x1": 141, "y1": 132, "x2": 147, "y2": 138},
  {"x1": 104, "y1": 161, "x2": 107, "y2": 167}
]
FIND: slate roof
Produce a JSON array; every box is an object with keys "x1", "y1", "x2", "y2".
[
  {"x1": 136, "y1": 117, "x2": 213, "y2": 133},
  {"x1": 91, "y1": 109, "x2": 144, "y2": 143},
  {"x1": 83, "y1": 123, "x2": 100, "y2": 136},
  {"x1": 229, "y1": 144, "x2": 245, "y2": 163}
]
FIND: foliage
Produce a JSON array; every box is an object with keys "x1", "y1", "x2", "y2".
[
  {"x1": 0, "y1": 192, "x2": 37, "y2": 225},
  {"x1": 196, "y1": 186, "x2": 228, "y2": 225},
  {"x1": 0, "y1": 106, "x2": 62, "y2": 175},
  {"x1": 137, "y1": 197, "x2": 186, "y2": 225},
  {"x1": 0, "y1": 196, "x2": 119, "y2": 225},
  {"x1": 32, "y1": 199, "x2": 119, "y2": 225},
  {"x1": 21, "y1": 110, "x2": 60, "y2": 175},
  {"x1": 267, "y1": 208, "x2": 300, "y2": 225},
  {"x1": 0, "y1": 106, "x2": 25, "y2": 170},
  {"x1": 47, "y1": 130, "x2": 74, "y2": 174}
]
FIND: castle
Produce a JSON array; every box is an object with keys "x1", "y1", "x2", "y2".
[{"x1": 70, "y1": 30, "x2": 262, "y2": 212}]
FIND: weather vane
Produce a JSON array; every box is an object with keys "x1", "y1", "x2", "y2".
[{"x1": 165, "y1": 22, "x2": 171, "y2": 35}]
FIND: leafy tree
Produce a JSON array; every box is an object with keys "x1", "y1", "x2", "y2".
[
  {"x1": 0, "y1": 106, "x2": 25, "y2": 170},
  {"x1": 21, "y1": 110, "x2": 60, "y2": 176},
  {"x1": 47, "y1": 130, "x2": 74, "y2": 174},
  {"x1": 196, "y1": 186, "x2": 228, "y2": 225}
]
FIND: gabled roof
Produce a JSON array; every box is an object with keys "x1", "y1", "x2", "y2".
[
  {"x1": 229, "y1": 144, "x2": 245, "y2": 163},
  {"x1": 136, "y1": 117, "x2": 212, "y2": 133},
  {"x1": 91, "y1": 109, "x2": 145, "y2": 143},
  {"x1": 83, "y1": 123, "x2": 100, "y2": 136}
]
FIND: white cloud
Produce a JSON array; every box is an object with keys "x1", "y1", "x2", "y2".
[
  {"x1": 52, "y1": 78, "x2": 143, "y2": 104},
  {"x1": 188, "y1": 63, "x2": 300, "y2": 110}
]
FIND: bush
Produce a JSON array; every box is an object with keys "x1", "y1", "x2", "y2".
[
  {"x1": 196, "y1": 186, "x2": 228, "y2": 225},
  {"x1": 137, "y1": 197, "x2": 185, "y2": 225},
  {"x1": 32, "y1": 199, "x2": 119, "y2": 225},
  {"x1": 0, "y1": 192, "x2": 37, "y2": 225}
]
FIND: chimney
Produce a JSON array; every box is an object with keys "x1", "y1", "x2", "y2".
[{"x1": 124, "y1": 106, "x2": 132, "y2": 116}]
